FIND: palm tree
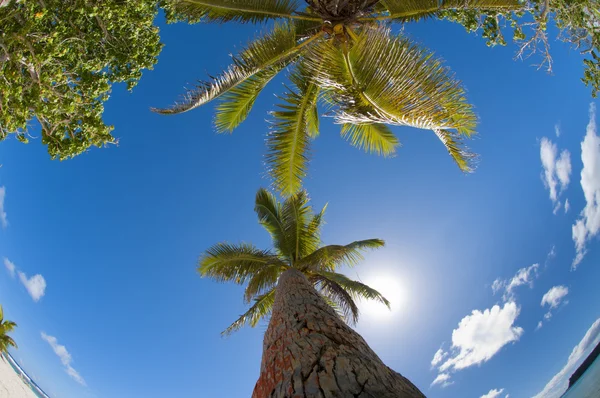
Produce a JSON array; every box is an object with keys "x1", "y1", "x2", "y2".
[
  {"x1": 155, "y1": 0, "x2": 519, "y2": 195},
  {"x1": 0, "y1": 305, "x2": 17, "y2": 355},
  {"x1": 199, "y1": 188, "x2": 425, "y2": 396}
]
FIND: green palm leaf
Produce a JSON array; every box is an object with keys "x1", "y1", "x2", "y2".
[
  {"x1": 312, "y1": 275, "x2": 360, "y2": 323},
  {"x1": 314, "y1": 270, "x2": 391, "y2": 314},
  {"x1": 299, "y1": 239, "x2": 385, "y2": 271},
  {"x1": 374, "y1": 0, "x2": 521, "y2": 22},
  {"x1": 153, "y1": 23, "x2": 322, "y2": 115},
  {"x1": 199, "y1": 242, "x2": 283, "y2": 284},
  {"x1": 254, "y1": 188, "x2": 293, "y2": 259},
  {"x1": 164, "y1": 0, "x2": 305, "y2": 23},
  {"x1": 266, "y1": 64, "x2": 321, "y2": 196},
  {"x1": 341, "y1": 123, "x2": 399, "y2": 157},
  {"x1": 303, "y1": 203, "x2": 327, "y2": 256},
  {"x1": 244, "y1": 264, "x2": 284, "y2": 303},
  {"x1": 307, "y1": 27, "x2": 477, "y2": 170},
  {"x1": 214, "y1": 68, "x2": 280, "y2": 133},
  {"x1": 222, "y1": 288, "x2": 276, "y2": 336},
  {"x1": 280, "y1": 190, "x2": 313, "y2": 262}
]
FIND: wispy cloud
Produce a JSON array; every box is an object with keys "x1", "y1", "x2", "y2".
[
  {"x1": 533, "y1": 318, "x2": 600, "y2": 398},
  {"x1": 492, "y1": 263, "x2": 540, "y2": 301},
  {"x1": 541, "y1": 286, "x2": 569, "y2": 309},
  {"x1": 3, "y1": 258, "x2": 46, "y2": 302},
  {"x1": 4, "y1": 257, "x2": 15, "y2": 277},
  {"x1": 18, "y1": 271, "x2": 46, "y2": 302},
  {"x1": 0, "y1": 186, "x2": 8, "y2": 228},
  {"x1": 540, "y1": 137, "x2": 571, "y2": 213},
  {"x1": 438, "y1": 302, "x2": 523, "y2": 373},
  {"x1": 565, "y1": 199, "x2": 570, "y2": 213},
  {"x1": 40, "y1": 332, "x2": 86, "y2": 386},
  {"x1": 555, "y1": 124, "x2": 561, "y2": 137},
  {"x1": 572, "y1": 103, "x2": 600, "y2": 269},
  {"x1": 537, "y1": 286, "x2": 569, "y2": 329},
  {"x1": 431, "y1": 372, "x2": 453, "y2": 388},
  {"x1": 480, "y1": 388, "x2": 505, "y2": 398},
  {"x1": 431, "y1": 347, "x2": 448, "y2": 368}
]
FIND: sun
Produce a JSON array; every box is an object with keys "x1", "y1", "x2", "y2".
[{"x1": 359, "y1": 274, "x2": 406, "y2": 320}]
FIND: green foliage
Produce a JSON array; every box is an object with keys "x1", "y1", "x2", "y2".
[
  {"x1": 0, "y1": 0, "x2": 162, "y2": 159},
  {"x1": 439, "y1": 0, "x2": 600, "y2": 96},
  {"x1": 0, "y1": 305, "x2": 18, "y2": 353},
  {"x1": 161, "y1": 0, "x2": 302, "y2": 24},
  {"x1": 198, "y1": 188, "x2": 387, "y2": 335}
]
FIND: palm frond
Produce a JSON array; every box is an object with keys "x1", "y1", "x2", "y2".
[
  {"x1": 372, "y1": 0, "x2": 521, "y2": 22},
  {"x1": 0, "y1": 335, "x2": 17, "y2": 350},
  {"x1": 244, "y1": 264, "x2": 284, "y2": 303},
  {"x1": 222, "y1": 288, "x2": 276, "y2": 336},
  {"x1": 312, "y1": 275, "x2": 360, "y2": 323},
  {"x1": 266, "y1": 64, "x2": 321, "y2": 196},
  {"x1": 320, "y1": 293, "x2": 347, "y2": 321},
  {"x1": 314, "y1": 270, "x2": 391, "y2": 316},
  {"x1": 341, "y1": 123, "x2": 399, "y2": 157},
  {"x1": 153, "y1": 23, "x2": 320, "y2": 115},
  {"x1": 434, "y1": 129, "x2": 477, "y2": 172},
  {"x1": 0, "y1": 321, "x2": 16, "y2": 334},
  {"x1": 254, "y1": 188, "x2": 294, "y2": 259},
  {"x1": 306, "y1": 27, "x2": 477, "y2": 170},
  {"x1": 164, "y1": 0, "x2": 307, "y2": 24},
  {"x1": 303, "y1": 203, "x2": 327, "y2": 256},
  {"x1": 199, "y1": 242, "x2": 283, "y2": 284},
  {"x1": 280, "y1": 190, "x2": 313, "y2": 263},
  {"x1": 214, "y1": 68, "x2": 280, "y2": 133},
  {"x1": 299, "y1": 238, "x2": 385, "y2": 271}
]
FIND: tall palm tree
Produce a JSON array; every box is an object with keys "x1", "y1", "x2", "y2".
[
  {"x1": 199, "y1": 188, "x2": 425, "y2": 396},
  {"x1": 0, "y1": 305, "x2": 17, "y2": 354},
  {"x1": 155, "y1": 0, "x2": 519, "y2": 195}
]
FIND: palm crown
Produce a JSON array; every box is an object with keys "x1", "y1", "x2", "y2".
[
  {"x1": 199, "y1": 188, "x2": 390, "y2": 335},
  {"x1": 0, "y1": 305, "x2": 18, "y2": 353},
  {"x1": 155, "y1": 0, "x2": 519, "y2": 195}
]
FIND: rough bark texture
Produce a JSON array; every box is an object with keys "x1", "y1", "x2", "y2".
[{"x1": 252, "y1": 268, "x2": 426, "y2": 398}]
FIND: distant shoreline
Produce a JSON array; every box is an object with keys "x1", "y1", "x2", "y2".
[
  {"x1": 1, "y1": 351, "x2": 51, "y2": 398},
  {"x1": 568, "y1": 341, "x2": 600, "y2": 389}
]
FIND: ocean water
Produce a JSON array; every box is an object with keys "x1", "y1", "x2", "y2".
[{"x1": 563, "y1": 354, "x2": 600, "y2": 398}]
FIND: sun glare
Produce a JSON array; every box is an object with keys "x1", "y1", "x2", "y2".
[{"x1": 360, "y1": 274, "x2": 406, "y2": 320}]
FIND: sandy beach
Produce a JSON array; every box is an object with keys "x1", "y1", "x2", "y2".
[{"x1": 0, "y1": 355, "x2": 38, "y2": 398}]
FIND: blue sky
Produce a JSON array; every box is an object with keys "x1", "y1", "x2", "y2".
[{"x1": 1, "y1": 12, "x2": 600, "y2": 398}]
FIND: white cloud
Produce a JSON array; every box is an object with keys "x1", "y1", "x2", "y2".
[
  {"x1": 536, "y1": 321, "x2": 544, "y2": 330},
  {"x1": 4, "y1": 257, "x2": 15, "y2": 277},
  {"x1": 18, "y1": 271, "x2": 46, "y2": 302},
  {"x1": 480, "y1": 388, "x2": 505, "y2": 398},
  {"x1": 556, "y1": 150, "x2": 572, "y2": 189},
  {"x1": 565, "y1": 199, "x2": 570, "y2": 213},
  {"x1": 533, "y1": 317, "x2": 600, "y2": 398},
  {"x1": 493, "y1": 263, "x2": 540, "y2": 301},
  {"x1": 431, "y1": 348, "x2": 447, "y2": 367},
  {"x1": 555, "y1": 124, "x2": 561, "y2": 137},
  {"x1": 540, "y1": 138, "x2": 571, "y2": 210},
  {"x1": 571, "y1": 103, "x2": 600, "y2": 269},
  {"x1": 40, "y1": 332, "x2": 87, "y2": 387},
  {"x1": 0, "y1": 186, "x2": 7, "y2": 228},
  {"x1": 431, "y1": 373, "x2": 453, "y2": 388},
  {"x1": 541, "y1": 138, "x2": 559, "y2": 202},
  {"x1": 539, "y1": 286, "x2": 569, "y2": 326},
  {"x1": 541, "y1": 286, "x2": 569, "y2": 309},
  {"x1": 439, "y1": 302, "x2": 524, "y2": 372}
]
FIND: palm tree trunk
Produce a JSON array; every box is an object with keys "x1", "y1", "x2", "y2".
[{"x1": 252, "y1": 268, "x2": 425, "y2": 398}]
